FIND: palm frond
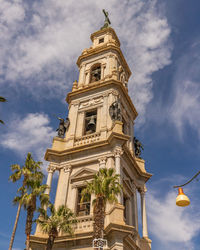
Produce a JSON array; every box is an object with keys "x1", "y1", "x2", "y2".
[{"x1": 36, "y1": 204, "x2": 76, "y2": 237}]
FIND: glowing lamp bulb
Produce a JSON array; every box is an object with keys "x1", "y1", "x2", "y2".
[{"x1": 176, "y1": 187, "x2": 190, "y2": 207}]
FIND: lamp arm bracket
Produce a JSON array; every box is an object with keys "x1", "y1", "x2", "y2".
[{"x1": 173, "y1": 170, "x2": 200, "y2": 188}]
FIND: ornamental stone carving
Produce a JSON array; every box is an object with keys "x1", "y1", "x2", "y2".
[
  {"x1": 63, "y1": 165, "x2": 72, "y2": 173},
  {"x1": 98, "y1": 157, "x2": 107, "y2": 164},
  {"x1": 47, "y1": 165, "x2": 57, "y2": 173},
  {"x1": 113, "y1": 147, "x2": 123, "y2": 158}
]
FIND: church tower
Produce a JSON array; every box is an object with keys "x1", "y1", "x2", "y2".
[{"x1": 30, "y1": 15, "x2": 152, "y2": 250}]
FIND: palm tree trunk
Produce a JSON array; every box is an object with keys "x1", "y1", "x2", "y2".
[
  {"x1": 93, "y1": 197, "x2": 105, "y2": 240},
  {"x1": 25, "y1": 205, "x2": 34, "y2": 250},
  {"x1": 9, "y1": 203, "x2": 22, "y2": 250},
  {"x1": 46, "y1": 234, "x2": 55, "y2": 250}
]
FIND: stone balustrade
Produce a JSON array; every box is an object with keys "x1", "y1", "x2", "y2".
[
  {"x1": 74, "y1": 215, "x2": 93, "y2": 232},
  {"x1": 74, "y1": 132, "x2": 101, "y2": 146}
]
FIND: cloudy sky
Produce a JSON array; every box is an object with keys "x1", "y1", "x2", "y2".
[{"x1": 1, "y1": 0, "x2": 200, "y2": 249}]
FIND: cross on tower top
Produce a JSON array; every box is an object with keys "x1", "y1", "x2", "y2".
[{"x1": 101, "y1": 9, "x2": 111, "y2": 29}]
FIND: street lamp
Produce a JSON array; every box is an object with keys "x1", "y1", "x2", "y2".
[{"x1": 174, "y1": 170, "x2": 200, "y2": 207}]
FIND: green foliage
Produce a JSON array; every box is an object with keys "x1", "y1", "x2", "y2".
[
  {"x1": 37, "y1": 203, "x2": 77, "y2": 250},
  {"x1": 9, "y1": 152, "x2": 48, "y2": 250},
  {"x1": 81, "y1": 168, "x2": 122, "y2": 239},
  {"x1": 81, "y1": 167, "x2": 122, "y2": 206}
]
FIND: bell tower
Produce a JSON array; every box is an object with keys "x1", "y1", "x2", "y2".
[{"x1": 31, "y1": 18, "x2": 152, "y2": 250}]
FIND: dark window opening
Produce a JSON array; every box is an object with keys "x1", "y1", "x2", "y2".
[
  {"x1": 76, "y1": 187, "x2": 91, "y2": 216},
  {"x1": 90, "y1": 64, "x2": 101, "y2": 83},
  {"x1": 123, "y1": 196, "x2": 128, "y2": 221},
  {"x1": 122, "y1": 117, "x2": 128, "y2": 134},
  {"x1": 99, "y1": 38, "x2": 104, "y2": 44},
  {"x1": 85, "y1": 110, "x2": 97, "y2": 135}
]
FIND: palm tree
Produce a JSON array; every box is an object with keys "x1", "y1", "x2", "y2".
[
  {"x1": 36, "y1": 204, "x2": 77, "y2": 250},
  {"x1": 0, "y1": 96, "x2": 6, "y2": 124},
  {"x1": 81, "y1": 168, "x2": 122, "y2": 241},
  {"x1": 9, "y1": 153, "x2": 47, "y2": 250},
  {"x1": 14, "y1": 177, "x2": 49, "y2": 250}
]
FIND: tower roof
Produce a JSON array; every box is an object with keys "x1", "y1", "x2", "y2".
[{"x1": 90, "y1": 27, "x2": 120, "y2": 47}]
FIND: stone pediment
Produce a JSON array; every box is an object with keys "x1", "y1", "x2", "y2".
[{"x1": 70, "y1": 168, "x2": 97, "y2": 183}]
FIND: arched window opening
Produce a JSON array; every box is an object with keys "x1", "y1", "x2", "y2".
[
  {"x1": 90, "y1": 64, "x2": 101, "y2": 83},
  {"x1": 76, "y1": 187, "x2": 91, "y2": 216},
  {"x1": 84, "y1": 110, "x2": 97, "y2": 135}
]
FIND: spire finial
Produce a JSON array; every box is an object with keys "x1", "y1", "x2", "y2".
[{"x1": 101, "y1": 9, "x2": 111, "y2": 29}]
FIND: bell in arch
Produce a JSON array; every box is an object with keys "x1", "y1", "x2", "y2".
[{"x1": 87, "y1": 115, "x2": 96, "y2": 132}]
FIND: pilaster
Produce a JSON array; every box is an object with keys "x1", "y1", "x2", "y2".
[
  {"x1": 113, "y1": 147, "x2": 123, "y2": 204},
  {"x1": 54, "y1": 164, "x2": 72, "y2": 209}
]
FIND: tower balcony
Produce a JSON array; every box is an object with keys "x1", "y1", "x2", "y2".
[
  {"x1": 73, "y1": 215, "x2": 93, "y2": 233},
  {"x1": 74, "y1": 131, "x2": 101, "y2": 147}
]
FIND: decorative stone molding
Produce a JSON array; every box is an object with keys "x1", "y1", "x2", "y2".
[
  {"x1": 98, "y1": 156, "x2": 107, "y2": 165},
  {"x1": 70, "y1": 168, "x2": 97, "y2": 183},
  {"x1": 138, "y1": 185, "x2": 147, "y2": 195},
  {"x1": 79, "y1": 96, "x2": 104, "y2": 109},
  {"x1": 98, "y1": 156, "x2": 107, "y2": 169},
  {"x1": 131, "y1": 182, "x2": 137, "y2": 192},
  {"x1": 111, "y1": 90, "x2": 119, "y2": 97},
  {"x1": 63, "y1": 165, "x2": 72, "y2": 173},
  {"x1": 72, "y1": 80, "x2": 78, "y2": 91},
  {"x1": 113, "y1": 147, "x2": 123, "y2": 158},
  {"x1": 47, "y1": 164, "x2": 57, "y2": 173},
  {"x1": 70, "y1": 100, "x2": 80, "y2": 106}
]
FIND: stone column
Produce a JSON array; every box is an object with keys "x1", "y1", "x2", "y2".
[
  {"x1": 62, "y1": 165, "x2": 72, "y2": 204},
  {"x1": 35, "y1": 164, "x2": 56, "y2": 235},
  {"x1": 45, "y1": 165, "x2": 56, "y2": 195},
  {"x1": 54, "y1": 165, "x2": 72, "y2": 209},
  {"x1": 98, "y1": 157, "x2": 107, "y2": 169},
  {"x1": 127, "y1": 198, "x2": 133, "y2": 226},
  {"x1": 101, "y1": 63, "x2": 106, "y2": 79},
  {"x1": 71, "y1": 185, "x2": 78, "y2": 212},
  {"x1": 90, "y1": 193, "x2": 95, "y2": 216},
  {"x1": 100, "y1": 94, "x2": 108, "y2": 137},
  {"x1": 140, "y1": 188, "x2": 148, "y2": 238},
  {"x1": 78, "y1": 63, "x2": 86, "y2": 86},
  {"x1": 132, "y1": 184, "x2": 139, "y2": 231},
  {"x1": 85, "y1": 69, "x2": 90, "y2": 85},
  {"x1": 114, "y1": 148, "x2": 123, "y2": 204},
  {"x1": 129, "y1": 120, "x2": 134, "y2": 154},
  {"x1": 67, "y1": 102, "x2": 79, "y2": 146}
]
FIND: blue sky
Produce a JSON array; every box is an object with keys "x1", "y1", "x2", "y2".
[{"x1": 0, "y1": 0, "x2": 200, "y2": 249}]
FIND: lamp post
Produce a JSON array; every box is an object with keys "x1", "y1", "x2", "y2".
[{"x1": 173, "y1": 170, "x2": 200, "y2": 207}]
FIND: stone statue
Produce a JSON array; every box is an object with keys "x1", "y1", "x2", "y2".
[
  {"x1": 109, "y1": 100, "x2": 122, "y2": 121},
  {"x1": 133, "y1": 137, "x2": 144, "y2": 158},
  {"x1": 55, "y1": 116, "x2": 70, "y2": 138},
  {"x1": 101, "y1": 9, "x2": 111, "y2": 29}
]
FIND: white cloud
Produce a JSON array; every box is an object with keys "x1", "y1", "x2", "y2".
[
  {"x1": 0, "y1": 0, "x2": 171, "y2": 124},
  {"x1": 0, "y1": 113, "x2": 55, "y2": 161},
  {"x1": 147, "y1": 180, "x2": 200, "y2": 250},
  {"x1": 170, "y1": 41, "x2": 200, "y2": 139}
]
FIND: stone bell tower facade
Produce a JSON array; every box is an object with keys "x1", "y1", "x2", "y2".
[{"x1": 30, "y1": 26, "x2": 152, "y2": 250}]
